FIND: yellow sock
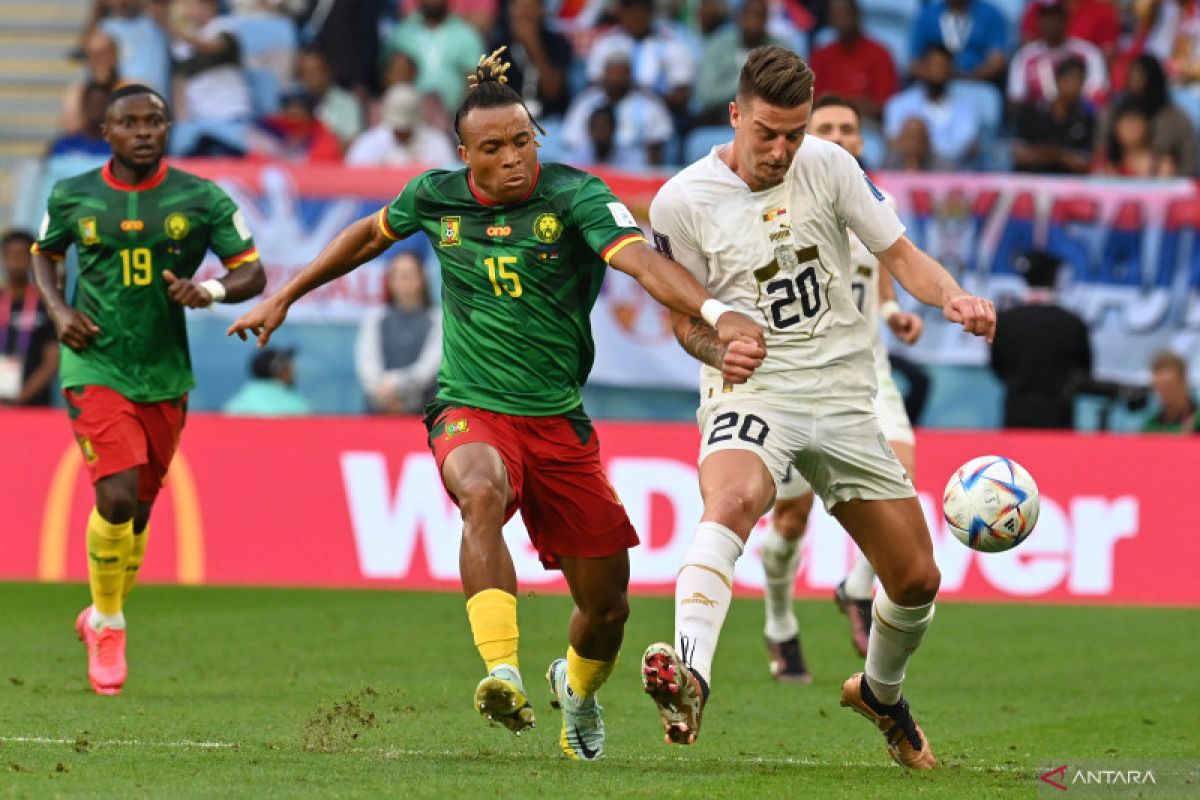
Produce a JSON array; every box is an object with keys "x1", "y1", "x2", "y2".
[
  {"x1": 566, "y1": 646, "x2": 617, "y2": 700},
  {"x1": 86, "y1": 508, "x2": 133, "y2": 616},
  {"x1": 122, "y1": 523, "x2": 149, "y2": 599},
  {"x1": 465, "y1": 589, "x2": 519, "y2": 673}
]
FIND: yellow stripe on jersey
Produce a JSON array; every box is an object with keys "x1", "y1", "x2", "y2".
[
  {"x1": 378, "y1": 208, "x2": 400, "y2": 241},
  {"x1": 222, "y1": 247, "x2": 259, "y2": 269},
  {"x1": 601, "y1": 233, "x2": 646, "y2": 264}
]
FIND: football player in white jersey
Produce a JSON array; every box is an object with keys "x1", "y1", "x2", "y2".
[
  {"x1": 639, "y1": 47, "x2": 995, "y2": 769},
  {"x1": 760, "y1": 95, "x2": 925, "y2": 683}
]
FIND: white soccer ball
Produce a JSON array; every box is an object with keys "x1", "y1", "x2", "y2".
[{"x1": 942, "y1": 455, "x2": 1040, "y2": 553}]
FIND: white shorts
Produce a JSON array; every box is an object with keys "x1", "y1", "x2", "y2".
[{"x1": 698, "y1": 393, "x2": 915, "y2": 511}]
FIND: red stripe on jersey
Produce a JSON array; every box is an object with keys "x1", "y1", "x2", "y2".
[
  {"x1": 378, "y1": 207, "x2": 401, "y2": 240},
  {"x1": 600, "y1": 233, "x2": 646, "y2": 263},
  {"x1": 222, "y1": 247, "x2": 259, "y2": 268},
  {"x1": 101, "y1": 160, "x2": 169, "y2": 192}
]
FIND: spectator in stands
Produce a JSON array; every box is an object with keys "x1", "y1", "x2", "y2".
[
  {"x1": 1141, "y1": 351, "x2": 1199, "y2": 433},
  {"x1": 49, "y1": 83, "x2": 113, "y2": 158},
  {"x1": 61, "y1": 31, "x2": 121, "y2": 135},
  {"x1": 990, "y1": 250, "x2": 1092, "y2": 429},
  {"x1": 1018, "y1": 0, "x2": 1121, "y2": 61},
  {"x1": 694, "y1": 0, "x2": 794, "y2": 125},
  {"x1": 246, "y1": 88, "x2": 343, "y2": 162},
  {"x1": 168, "y1": 0, "x2": 255, "y2": 156},
  {"x1": 384, "y1": 0, "x2": 484, "y2": 111},
  {"x1": 223, "y1": 347, "x2": 312, "y2": 416},
  {"x1": 0, "y1": 231, "x2": 59, "y2": 407},
  {"x1": 573, "y1": 104, "x2": 618, "y2": 166},
  {"x1": 1008, "y1": 0, "x2": 1107, "y2": 106},
  {"x1": 585, "y1": 0, "x2": 696, "y2": 118},
  {"x1": 1098, "y1": 54, "x2": 1197, "y2": 176},
  {"x1": 487, "y1": 0, "x2": 574, "y2": 119},
  {"x1": 98, "y1": 0, "x2": 170, "y2": 96},
  {"x1": 297, "y1": 49, "x2": 364, "y2": 148},
  {"x1": 304, "y1": 0, "x2": 385, "y2": 100},
  {"x1": 562, "y1": 48, "x2": 674, "y2": 169},
  {"x1": 346, "y1": 84, "x2": 457, "y2": 167},
  {"x1": 883, "y1": 117, "x2": 933, "y2": 170},
  {"x1": 1097, "y1": 99, "x2": 1178, "y2": 177},
  {"x1": 396, "y1": 0, "x2": 497, "y2": 36},
  {"x1": 1168, "y1": 0, "x2": 1200, "y2": 88},
  {"x1": 808, "y1": 0, "x2": 897, "y2": 121},
  {"x1": 910, "y1": 0, "x2": 1009, "y2": 84},
  {"x1": 884, "y1": 44, "x2": 982, "y2": 169},
  {"x1": 355, "y1": 253, "x2": 441, "y2": 415},
  {"x1": 1012, "y1": 58, "x2": 1095, "y2": 174},
  {"x1": 695, "y1": 0, "x2": 731, "y2": 37}
]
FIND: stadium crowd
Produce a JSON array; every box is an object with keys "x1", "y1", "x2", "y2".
[{"x1": 54, "y1": 0, "x2": 1200, "y2": 175}]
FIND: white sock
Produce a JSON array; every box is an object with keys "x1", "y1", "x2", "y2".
[
  {"x1": 675, "y1": 521, "x2": 744, "y2": 686},
  {"x1": 843, "y1": 551, "x2": 876, "y2": 600},
  {"x1": 864, "y1": 588, "x2": 934, "y2": 705},
  {"x1": 89, "y1": 608, "x2": 126, "y2": 631},
  {"x1": 760, "y1": 525, "x2": 800, "y2": 642}
]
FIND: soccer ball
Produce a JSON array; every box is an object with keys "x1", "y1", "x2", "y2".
[{"x1": 942, "y1": 455, "x2": 1040, "y2": 552}]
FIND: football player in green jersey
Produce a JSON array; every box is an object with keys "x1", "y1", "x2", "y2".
[
  {"x1": 228, "y1": 48, "x2": 765, "y2": 761},
  {"x1": 30, "y1": 84, "x2": 267, "y2": 695}
]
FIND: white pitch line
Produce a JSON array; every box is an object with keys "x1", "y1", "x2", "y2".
[
  {"x1": 0, "y1": 736, "x2": 1030, "y2": 773},
  {"x1": 0, "y1": 735, "x2": 238, "y2": 749}
]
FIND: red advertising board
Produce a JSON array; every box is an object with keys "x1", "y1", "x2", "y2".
[{"x1": 2, "y1": 409, "x2": 1196, "y2": 606}]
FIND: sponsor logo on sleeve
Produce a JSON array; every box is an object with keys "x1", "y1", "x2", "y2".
[
  {"x1": 863, "y1": 174, "x2": 885, "y2": 202},
  {"x1": 232, "y1": 209, "x2": 252, "y2": 241},
  {"x1": 607, "y1": 202, "x2": 637, "y2": 228},
  {"x1": 652, "y1": 229, "x2": 673, "y2": 258}
]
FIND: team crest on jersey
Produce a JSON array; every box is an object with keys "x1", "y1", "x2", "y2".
[
  {"x1": 78, "y1": 217, "x2": 99, "y2": 245},
  {"x1": 533, "y1": 213, "x2": 563, "y2": 243},
  {"x1": 439, "y1": 216, "x2": 462, "y2": 247},
  {"x1": 444, "y1": 418, "x2": 469, "y2": 439},
  {"x1": 165, "y1": 213, "x2": 190, "y2": 240},
  {"x1": 762, "y1": 207, "x2": 787, "y2": 222}
]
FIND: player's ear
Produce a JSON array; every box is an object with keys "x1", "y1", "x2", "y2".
[
  {"x1": 729, "y1": 100, "x2": 739, "y2": 129},
  {"x1": 457, "y1": 143, "x2": 469, "y2": 166}
]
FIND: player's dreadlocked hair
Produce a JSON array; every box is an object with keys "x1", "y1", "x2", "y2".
[
  {"x1": 453, "y1": 46, "x2": 546, "y2": 141},
  {"x1": 736, "y1": 46, "x2": 816, "y2": 108}
]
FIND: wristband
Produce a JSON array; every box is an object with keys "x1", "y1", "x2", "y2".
[
  {"x1": 880, "y1": 299, "x2": 901, "y2": 321},
  {"x1": 700, "y1": 298, "x2": 732, "y2": 328},
  {"x1": 199, "y1": 279, "x2": 227, "y2": 305}
]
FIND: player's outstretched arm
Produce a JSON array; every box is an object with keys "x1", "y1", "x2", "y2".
[
  {"x1": 670, "y1": 311, "x2": 763, "y2": 384},
  {"x1": 31, "y1": 251, "x2": 100, "y2": 352},
  {"x1": 227, "y1": 212, "x2": 394, "y2": 347},
  {"x1": 608, "y1": 240, "x2": 767, "y2": 350},
  {"x1": 876, "y1": 235, "x2": 996, "y2": 343}
]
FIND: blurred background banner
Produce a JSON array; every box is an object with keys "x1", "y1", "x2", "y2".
[{"x1": 5, "y1": 408, "x2": 1195, "y2": 606}]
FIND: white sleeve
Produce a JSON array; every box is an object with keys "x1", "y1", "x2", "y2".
[
  {"x1": 1082, "y1": 43, "x2": 1108, "y2": 98},
  {"x1": 648, "y1": 178, "x2": 708, "y2": 286},
  {"x1": 345, "y1": 129, "x2": 379, "y2": 166},
  {"x1": 665, "y1": 36, "x2": 696, "y2": 88},
  {"x1": 1006, "y1": 48, "x2": 1028, "y2": 103},
  {"x1": 829, "y1": 147, "x2": 905, "y2": 253},
  {"x1": 585, "y1": 36, "x2": 612, "y2": 83}
]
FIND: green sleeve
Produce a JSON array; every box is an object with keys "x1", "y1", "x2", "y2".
[
  {"x1": 567, "y1": 175, "x2": 646, "y2": 262},
  {"x1": 34, "y1": 183, "x2": 73, "y2": 257},
  {"x1": 380, "y1": 175, "x2": 425, "y2": 241},
  {"x1": 205, "y1": 184, "x2": 258, "y2": 267}
]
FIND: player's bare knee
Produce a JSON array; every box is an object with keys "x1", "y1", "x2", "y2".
[
  {"x1": 95, "y1": 489, "x2": 137, "y2": 524},
  {"x1": 773, "y1": 497, "x2": 813, "y2": 540},
  {"x1": 455, "y1": 475, "x2": 507, "y2": 523},
  {"x1": 890, "y1": 563, "x2": 940, "y2": 606},
  {"x1": 582, "y1": 595, "x2": 630, "y2": 631},
  {"x1": 705, "y1": 488, "x2": 762, "y2": 534}
]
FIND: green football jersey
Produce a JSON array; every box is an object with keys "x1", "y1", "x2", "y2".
[
  {"x1": 380, "y1": 163, "x2": 646, "y2": 416},
  {"x1": 34, "y1": 162, "x2": 258, "y2": 402}
]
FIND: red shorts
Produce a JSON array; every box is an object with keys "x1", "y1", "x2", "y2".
[
  {"x1": 426, "y1": 403, "x2": 639, "y2": 569},
  {"x1": 63, "y1": 385, "x2": 187, "y2": 503}
]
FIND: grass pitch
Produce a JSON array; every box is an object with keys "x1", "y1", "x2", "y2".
[{"x1": 1, "y1": 582, "x2": 1196, "y2": 798}]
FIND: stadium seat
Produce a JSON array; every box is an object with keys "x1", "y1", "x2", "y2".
[
  {"x1": 1171, "y1": 86, "x2": 1200, "y2": 131},
  {"x1": 245, "y1": 68, "x2": 281, "y2": 117},
  {"x1": 861, "y1": 19, "x2": 911, "y2": 74},
  {"x1": 684, "y1": 125, "x2": 731, "y2": 164}
]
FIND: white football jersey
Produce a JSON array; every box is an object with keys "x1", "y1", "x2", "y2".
[{"x1": 650, "y1": 136, "x2": 905, "y2": 401}]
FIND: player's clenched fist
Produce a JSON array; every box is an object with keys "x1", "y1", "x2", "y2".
[
  {"x1": 163, "y1": 270, "x2": 215, "y2": 308},
  {"x1": 52, "y1": 307, "x2": 101, "y2": 351},
  {"x1": 714, "y1": 310, "x2": 767, "y2": 350},
  {"x1": 721, "y1": 337, "x2": 766, "y2": 384},
  {"x1": 227, "y1": 295, "x2": 289, "y2": 347},
  {"x1": 943, "y1": 294, "x2": 996, "y2": 344}
]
